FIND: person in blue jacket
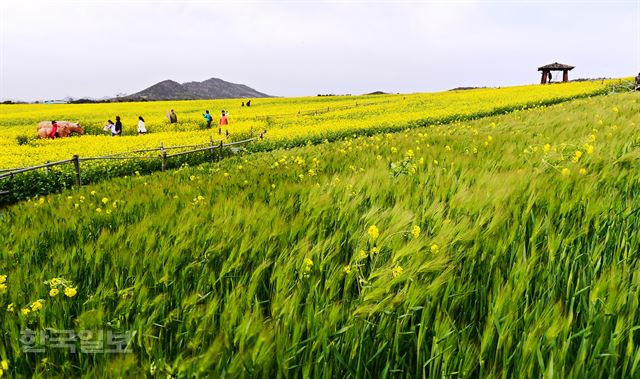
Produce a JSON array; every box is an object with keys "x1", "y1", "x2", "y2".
[{"x1": 202, "y1": 110, "x2": 213, "y2": 129}]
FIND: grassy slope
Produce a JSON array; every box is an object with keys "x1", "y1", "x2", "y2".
[{"x1": 0, "y1": 92, "x2": 639, "y2": 377}]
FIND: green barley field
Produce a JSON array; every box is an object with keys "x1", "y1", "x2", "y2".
[{"x1": 1, "y1": 91, "x2": 640, "y2": 377}]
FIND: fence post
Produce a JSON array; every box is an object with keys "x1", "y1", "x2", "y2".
[
  {"x1": 161, "y1": 149, "x2": 167, "y2": 172},
  {"x1": 209, "y1": 136, "x2": 215, "y2": 162},
  {"x1": 218, "y1": 141, "x2": 223, "y2": 161},
  {"x1": 72, "y1": 155, "x2": 82, "y2": 186}
]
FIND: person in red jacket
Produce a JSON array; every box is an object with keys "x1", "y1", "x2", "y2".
[
  {"x1": 49, "y1": 120, "x2": 59, "y2": 139},
  {"x1": 219, "y1": 110, "x2": 228, "y2": 135}
]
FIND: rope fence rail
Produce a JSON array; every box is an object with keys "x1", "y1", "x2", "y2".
[{"x1": 253, "y1": 100, "x2": 392, "y2": 120}]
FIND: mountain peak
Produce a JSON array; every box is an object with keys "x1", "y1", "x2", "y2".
[{"x1": 116, "y1": 78, "x2": 271, "y2": 101}]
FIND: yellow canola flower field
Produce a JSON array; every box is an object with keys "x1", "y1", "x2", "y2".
[{"x1": 0, "y1": 80, "x2": 615, "y2": 169}]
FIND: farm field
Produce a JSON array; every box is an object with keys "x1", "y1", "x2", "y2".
[
  {"x1": 0, "y1": 80, "x2": 616, "y2": 170},
  {"x1": 0, "y1": 91, "x2": 639, "y2": 377}
]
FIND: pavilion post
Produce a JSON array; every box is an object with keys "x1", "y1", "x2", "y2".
[
  {"x1": 541, "y1": 70, "x2": 548, "y2": 84},
  {"x1": 562, "y1": 70, "x2": 569, "y2": 82}
]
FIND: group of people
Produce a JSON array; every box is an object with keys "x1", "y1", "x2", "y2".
[
  {"x1": 100, "y1": 100, "x2": 254, "y2": 137},
  {"x1": 104, "y1": 116, "x2": 146, "y2": 136},
  {"x1": 203, "y1": 110, "x2": 229, "y2": 134}
]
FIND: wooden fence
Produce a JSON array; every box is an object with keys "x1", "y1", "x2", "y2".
[{"x1": 0, "y1": 137, "x2": 256, "y2": 188}]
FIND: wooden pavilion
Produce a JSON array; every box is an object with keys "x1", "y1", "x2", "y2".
[{"x1": 538, "y1": 62, "x2": 575, "y2": 84}]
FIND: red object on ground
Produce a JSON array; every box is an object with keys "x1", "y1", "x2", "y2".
[{"x1": 49, "y1": 124, "x2": 58, "y2": 138}]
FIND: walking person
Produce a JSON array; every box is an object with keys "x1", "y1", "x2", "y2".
[
  {"x1": 219, "y1": 110, "x2": 229, "y2": 135},
  {"x1": 137, "y1": 116, "x2": 147, "y2": 135},
  {"x1": 636, "y1": 72, "x2": 640, "y2": 90},
  {"x1": 114, "y1": 116, "x2": 123, "y2": 136},
  {"x1": 202, "y1": 110, "x2": 213, "y2": 129}
]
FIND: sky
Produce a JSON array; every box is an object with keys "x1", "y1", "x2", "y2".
[{"x1": 0, "y1": 0, "x2": 639, "y2": 101}]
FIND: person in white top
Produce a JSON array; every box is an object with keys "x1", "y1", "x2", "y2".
[
  {"x1": 137, "y1": 116, "x2": 147, "y2": 135},
  {"x1": 103, "y1": 120, "x2": 117, "y2": 136}
]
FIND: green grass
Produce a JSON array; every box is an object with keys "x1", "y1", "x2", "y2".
[{"x1": 0, "y1": 92, "x2": 639, "y2": 378}]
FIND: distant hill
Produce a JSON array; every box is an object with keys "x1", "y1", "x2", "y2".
[{"x1": 115, "y1": 78, "x2": 271, "y2": 101}]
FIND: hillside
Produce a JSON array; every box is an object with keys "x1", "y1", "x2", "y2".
[{"x1": 116, "y1": 77, "x2": 271, "y2": 101}]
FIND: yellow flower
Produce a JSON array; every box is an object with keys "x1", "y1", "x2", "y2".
[
  {"x1": 90, "y1": 190, "x2": 96, "y2": 195},
  {"x1": 95, "y1": 207, "x2": 102, "y2": 213},
  {"x1": 358, "y1": 250, "x2": 368, "y2": 259},
  {"x1": 304, "y1": 258, "x2": 313, "y2": 266},
  {"x1": 50, "y1": 278, "x2": 61, "y2": 286},
  {"x1": 392, "y1": 265, "x2": 404, "y2": 278},
  {"x1": 543, "y1": 144, "x2": 551, "y2": 153},
  {"x1": 0, "y1": 275, "x2": 6, "y2": 284},
  {"x1": 30, "y1": 299, "x2": 44, "y2": 312},
  {"x1": 585, "y1": 144, "x2": 594, "y2": 155},
  {"x1": 190, "y1": 175, "x2": 196, "y2": 181},
  {"x1": 64, "y1": 287, "x2": 77, "y2": 298},
  {"x1": 7, "y1": 303, "x2": 14, "y2": 312},
  {"x1": 571, "y1": 150, "x2": 583, "y2": 163},
  {"x1": 368, "y1": 225, "x2": 379, "y2": 240},
  {"x1": 405, "y1": 149, "x2": 414, "y2": 158},
  {"x1": 21, "y1": 308, "x2": 30, "y2": 316},
  {"x1": 430, "y1": 244, "x2": 439, "y2": 253},
  {"x1": 411, "y1": 225, "x2": 421, "y2": 239},
  {"x1": 613, "y1": 106, "x2": 619, "y2": 113},
  {"x1": 0, "y1": 284, "x2": 6, "y2": 294},
  {"x1": 579, "y1": 168, "x2": 587, "y2": 176},
  {"x1": 49, "y1": 288, "x2": 59, "y2": 297},
  {"x1": 376, "y1": 155, "x2": 382, "y2": 160},
  {"x1": 561, "y1": 168, "x2": 571, "y2": 177},
  {"x1": 1, "y1": 359, "x2": 8, "y2": 370},
  {"x1": 343, "y1": 265, "x2": 351, "y2": 274},
  {"x1": 101, "y1": 197, "x2": 109, "y2": 204},
  {"x1": 371, "y1": 245, "x2": 380, "y2": 255},
  {"x1": 391, "y1": 147, "x2": 398, "y2": 154}
]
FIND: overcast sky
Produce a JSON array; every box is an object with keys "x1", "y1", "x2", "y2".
[{"x1": 1, "y1": 0, "x2": 638, "y2": 101}]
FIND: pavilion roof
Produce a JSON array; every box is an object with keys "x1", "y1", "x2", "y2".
[{"x1": 538, "y1": 62, "x2": 575, "y2": 71}]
